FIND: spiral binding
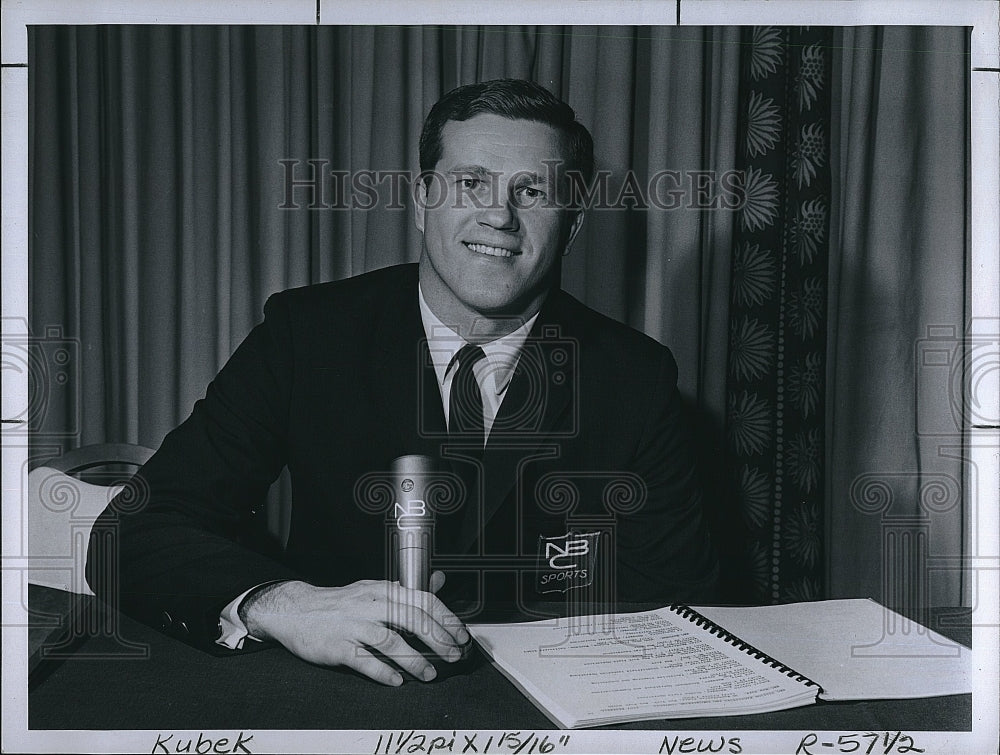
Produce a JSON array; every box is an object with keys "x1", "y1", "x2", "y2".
[{"x1": 668, "y1": 604, "x2": 821, "y2": 689}]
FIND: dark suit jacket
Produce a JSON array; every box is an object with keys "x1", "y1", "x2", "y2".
[{"x1": 87, "y1": 263, "x2": 718, "y2": 650}]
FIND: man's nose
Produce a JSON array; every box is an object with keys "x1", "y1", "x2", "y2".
[{"x1": 477, "y1": 187, "x2": 519, "y2": 231}]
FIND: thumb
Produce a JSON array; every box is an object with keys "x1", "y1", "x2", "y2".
[{"x1": 429, "y1": 570, "x2": 446, "y2": 594}]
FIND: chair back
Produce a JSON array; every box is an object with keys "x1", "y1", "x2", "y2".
[{"x1": 27, "y1": 444, "x2": 154, "y2": 595}]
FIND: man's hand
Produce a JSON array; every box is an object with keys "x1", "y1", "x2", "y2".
[{"x1": 237, "y1": 572, "x2": 468, "y2": 686}]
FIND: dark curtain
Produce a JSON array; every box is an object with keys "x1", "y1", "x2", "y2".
[
  {"x1": 826, "y1": 27, "x2": 970, "y2": 612},
  {"x1": 27, "y1": 26, "x2": 970, "y2": 606}
]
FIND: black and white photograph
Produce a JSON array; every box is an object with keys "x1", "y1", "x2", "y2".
[{"x1": 2, "y1": 1, "x2": 997, "y2": 753}]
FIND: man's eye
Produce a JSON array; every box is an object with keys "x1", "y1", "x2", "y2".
[
  {"x1": 516, "y1": 186, "x2": 544, "y2": 199},
  {"x1": 459, "y1": 177, "x2": 481, "y2": 190}
]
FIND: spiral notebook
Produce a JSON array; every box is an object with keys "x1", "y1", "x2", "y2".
[{"x1": 467, "y1": 599, "x2": 971, "y2": 729}]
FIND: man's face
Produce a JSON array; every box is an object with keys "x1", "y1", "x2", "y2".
[{"x1": 415, "y1": 113, "x2": 583, "y2": 325}]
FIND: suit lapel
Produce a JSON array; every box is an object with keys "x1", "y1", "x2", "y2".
[{"x1": 366, "y1": 269, "x2": 446, "y2": 461}]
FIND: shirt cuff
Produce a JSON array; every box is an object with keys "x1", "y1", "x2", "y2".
[{"x1": 216, "y1": 584, "x2": 269, "y2": 650}]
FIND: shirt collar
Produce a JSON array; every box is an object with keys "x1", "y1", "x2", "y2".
[{"x1": 418, "y1": 285, "x2": 538, "y2": 396}]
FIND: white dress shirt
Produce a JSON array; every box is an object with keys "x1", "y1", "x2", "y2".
[{"x1": 418, "y1": 286, "x2": 537, "y2": 439}]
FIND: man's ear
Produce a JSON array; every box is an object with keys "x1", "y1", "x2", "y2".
[{"x1": 413, "y1": 177, "x2": 428, "y2": 234}]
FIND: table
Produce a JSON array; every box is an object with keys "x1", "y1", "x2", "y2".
[{"x1": 27, "y1": 585, "x2": 972, "y2": 732}]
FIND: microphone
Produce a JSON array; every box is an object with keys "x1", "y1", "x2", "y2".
[
  {"x1": 389, "y1": 454, "x2": 477, "y2": 680},
  {"x1": 391, "y1": 454, "x2": 436, "y2": 591}
]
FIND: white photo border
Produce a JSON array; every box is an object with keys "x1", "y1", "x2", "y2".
[{"x1": 2, "y1": 1, "x2": 997, "y2": 753}]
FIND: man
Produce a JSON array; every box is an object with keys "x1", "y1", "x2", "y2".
[{"x1": 87, "y1": 79, "x2": 718, "y2": 687}]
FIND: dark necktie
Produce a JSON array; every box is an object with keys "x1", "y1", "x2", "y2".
[{"x1": 448, "y1": 344, "x2": 487, "y2": 450}]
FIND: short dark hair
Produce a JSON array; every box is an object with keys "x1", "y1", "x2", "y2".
[{"x1": 418, "y1": 79, "x2": 594, "y2": 188}]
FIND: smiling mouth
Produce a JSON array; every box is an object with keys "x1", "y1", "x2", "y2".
[{"x1": 465, "y1": 242, "x2": 519, "y2": 258}]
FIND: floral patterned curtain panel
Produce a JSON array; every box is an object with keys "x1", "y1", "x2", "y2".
[{"x1": 727, "y1": 27, "x2": 833, "y2": 604}]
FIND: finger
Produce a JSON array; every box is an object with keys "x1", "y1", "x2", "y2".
[
  {"x1": 377, "y1": 594, "x2": 457, "y2": 659},
  {"x1": 368, "y1": 628, "x2": 437, "y2": 682},
  {"x1": 344, "y1": 646, "x2": 404, "y2": 687},
  {"x1": 429, "y1": 570, "x2": 446, "y2": 594},
  {"x1": 387, "y1": 586, "x2": 469, "y2": 657},
  {"x1": 391, "y1": 582, "x2": 467, "y2": 645}
]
